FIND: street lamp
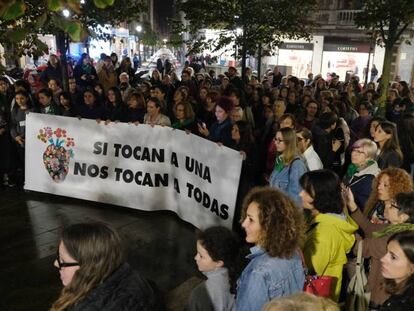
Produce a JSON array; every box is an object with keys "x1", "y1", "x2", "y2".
[
  {"x1": 62, "y1": 9, "x2": 70, "y2": 18},
  {"x1": 135, "y1": 25, "x2": 143, "y2": 66}
]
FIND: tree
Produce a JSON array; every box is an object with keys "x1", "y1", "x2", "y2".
[
  {"x1": 354, "y1": 0, "x2": 414, "y2": 115},
  {"x1": 173, "y1": 0, "x2": 317, "y2": 77},
  {"x1": 0, "y1": 0, "x2": 147, "y2": 87}
]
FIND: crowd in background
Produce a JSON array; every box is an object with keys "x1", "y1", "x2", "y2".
[{"x1": 1, "y1": 51, "x2": 414, "y2": 311}]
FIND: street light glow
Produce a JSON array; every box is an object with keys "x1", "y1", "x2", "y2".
[
  {"x1": 136, "y1": 25, "x2": 142, "y2": 32},
  {"x1": 163, "y1": 38, "x2": 167, "y2": 43},
  {"x1": 62, "y1": 9, "x2": 70, "y2": 18}
]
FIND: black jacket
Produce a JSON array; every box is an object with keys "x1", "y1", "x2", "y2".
[
  {"x1": 377, "y1": 149, "x2": 403, "y2": 169},
  {"x1": 380, "y1": 283, "x2": 414, "y2": 311},
  {"x1": 68, "y1": 263, "x2": 156, "y2": 311}
]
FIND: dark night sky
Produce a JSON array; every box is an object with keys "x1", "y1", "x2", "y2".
[{"x1": 153, "y1": 0, "x2": 175, "y2": 37}]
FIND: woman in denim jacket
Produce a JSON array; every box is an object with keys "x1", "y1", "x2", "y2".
[
  {"x1": 236, "y1": 187, "x2": 306, "y2": 311},
  {"x1": 270, "y1": 127, "x2": 308, "y2": 204}
]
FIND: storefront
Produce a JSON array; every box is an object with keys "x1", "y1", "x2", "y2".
[
  {"x1": 321, "y1": 38, "x2": 372, "y2": 81},
  {"x1": 276, "y1": 42, "x2": 314, "y2": 79}
]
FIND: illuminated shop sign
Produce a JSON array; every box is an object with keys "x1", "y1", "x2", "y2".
[
  {"x1": 324, "y1": 40, "x2": 370, "y2": 53},
  {"x1": 279, "y1": 43, "x2": 314, "y2": 50}
]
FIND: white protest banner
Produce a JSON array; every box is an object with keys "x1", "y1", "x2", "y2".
[{"x1": 25, "y1": 113, "x2": 242, "y2": 229}]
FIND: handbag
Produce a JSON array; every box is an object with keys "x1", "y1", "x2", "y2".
[
  {"x1": 346, "y1": 240, "x2": 371, "y2": 311},
  {"x1": 299, "y1": 248, "x2": 334, "y2": 298}
]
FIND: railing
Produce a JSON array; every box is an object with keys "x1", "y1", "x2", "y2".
[
  {"x1": 337, "y1": 10, "x2": 360, "y2": 25},
  {"x1": 313, "y1": 9, "x2": 362, "y2": 26}
]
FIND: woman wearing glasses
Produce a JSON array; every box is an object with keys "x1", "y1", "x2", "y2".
[
  {"x1": 269, "y1": 127, "x2": 307, "y2": 204},
  {"x1": 345, "y1": 191, "x2": 414, "y2": 308},
  {"x1": 51, "y1": 222, "x2": 157, "y2": 311},
  {"x1": 342, "y1": 139, "x2": 380, "y2": 211}
]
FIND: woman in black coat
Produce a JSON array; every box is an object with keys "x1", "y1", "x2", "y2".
[
  {"x1": 50, "y1": 222, "x2": 159, "y2": 311},
  {"x1": 373, "y1": 120, "x2": 403, "y2": 169}
]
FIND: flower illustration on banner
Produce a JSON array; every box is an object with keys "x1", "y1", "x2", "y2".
[{"x1": 37, "y1": 127, "x2": 75, "y2": 183}]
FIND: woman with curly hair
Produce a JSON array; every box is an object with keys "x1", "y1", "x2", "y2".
[
  {"x1": 188, "y1": 226, "x2": 239, "y2": 311},
  {"x1": 50, "y1": 222, "x2": 157, "y2": 311},
  {"x1": 300, "y1": 169, "x2": 358, "y2": 301},
  {"x1": 236, "y1": 187, "x2": 306, "y2": 311},
  {"x1": 364, "y1": 168, "x2": 413, "y2": 224}
]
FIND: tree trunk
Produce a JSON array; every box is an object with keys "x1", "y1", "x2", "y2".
[
  {"x1": 377, "y1": 44, "x2": 393, "y2": 117},
  {"x1": 56, "y1": 31, "x2": 69, "y2": 92},
  {"x1": 257, "y1": 44, "x2": 262, "y2": 81},
  {"x1": 241, "y1": 44, "x2": 247, "y2": 82}
]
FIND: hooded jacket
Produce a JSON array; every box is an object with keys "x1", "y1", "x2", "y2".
[{"x1": 304, "y1": 212, "x2": 358, "y2": 301}]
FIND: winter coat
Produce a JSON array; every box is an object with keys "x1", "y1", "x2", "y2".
[
  {"x1": 304, "y1": 212, "x2": 358, "y2": 301},
  {"x1": 377, "y1": 149, "x2": 403, "y2": 169},
  {"x1": 207, "y1": 118, "x2": 232, "y2": 147},
  {"x1": 312, "y1": 125, "x2": 335, "y2": 170},
  {"x1": 67, "y1": 263, "x2": 156, "y2": 311},
  {"x1": 343, "y1": 162, "x2": 380, "y2": 211},
  {"x1": 379, "y1": 283, "x2": 414, "y2": 311}
]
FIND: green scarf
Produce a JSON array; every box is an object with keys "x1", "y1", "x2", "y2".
[
  {"x1": 346, "y1": 160, "x2": 376, "y2": 178},
  {"x1": 373, "y1": 223, "x2": 414, "y2": 238},
  {"x1": 274, "y1": 155, "x2": 284, "y2": 172},
  {"x1": 172, "y1": 118, "x2": 193, "y2": 130}
]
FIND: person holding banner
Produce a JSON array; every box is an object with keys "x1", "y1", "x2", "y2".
[
  {"x1": 143, "y1": 97, "x2": 171, "y2": 127},
  {"x1": 198, "y1": 97, "x2": 233, "y2": 147},
  {"x1": 50, "y1": 222, "x2": 158, "y2": 311},
  {"x1": 172, "y1": 101, "x2": 197, "y2": 132},
  {"x1": 10, "y1": 90, "x2": 34, "y2": 186},
  {"x1": 78, "y1": 89, "x2": 106, "y2": 121},
  {"x1": 122, "y1": 92, "x2": 146, "y2": 124},
  {"x1": 236, "y1": 187, "x2": 305, "y2": 311}
]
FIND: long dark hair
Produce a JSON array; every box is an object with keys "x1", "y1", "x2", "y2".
[
  {"x1": 384, "y1": 231, "x2": 414, "y2": 295},
  {"x1": 106, "y1": 87, "x2": 123, "y2": 108},
  {"x1": 197, "y1": 226, "x2": 239, "y2": 294},
  {"x1": 299, "y1": 170, "x2": 344, "y2": 214},
  {"x1": 397, "y1": 112, "x2": 414, "y2": 165},
  {"x1": 377, "y1": 121, "x2": 403, "y2": 160},
  {"x1": 232, "y1": 120, "x2": 254, "y2": 152}
]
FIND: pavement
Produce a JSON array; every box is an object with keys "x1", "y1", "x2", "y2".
[{"x1": 0, "y1": 187, "x2": 199, "y2": 311}]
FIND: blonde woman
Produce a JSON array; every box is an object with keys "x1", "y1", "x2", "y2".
[{"x1": 269, "y1": 127, "x2": 308, "y2": 204}]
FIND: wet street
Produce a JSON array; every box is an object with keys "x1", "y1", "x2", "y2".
[{"x1": 0, "y1": 187, "x2": 199, "y2": 311}]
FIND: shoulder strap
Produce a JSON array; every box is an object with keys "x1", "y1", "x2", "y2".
[
  {"x1": 288, "y1": 157, "x2": 300, "y2": 179},
  {"x1": 306, "y1": 222, "x2": 318, "y2": 234}
]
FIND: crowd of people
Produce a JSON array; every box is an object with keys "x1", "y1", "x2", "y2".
[{"x1": 1, "y1": 51, "x2": 414, "y2": 310}]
